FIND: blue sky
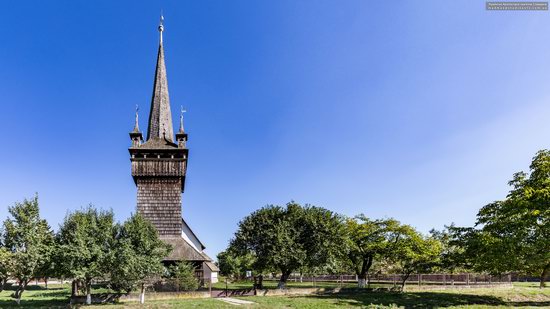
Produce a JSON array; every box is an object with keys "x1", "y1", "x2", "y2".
[{"x1": 1, "y1": 1, "x2": 550, "y2": 258}]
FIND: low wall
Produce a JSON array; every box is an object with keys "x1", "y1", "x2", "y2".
[
  {"x1": 120, "y1": 291, "x2": 210, "y2": 301},
  {"x1": 254, "y1": 287, "x2": 395, "y2": 296},
  {"x1": 404, "y1": 283, "x2": 513, "y2": 291},
  {"x1": 71, "y1": 291, "x2": 210, "y2": 304}
]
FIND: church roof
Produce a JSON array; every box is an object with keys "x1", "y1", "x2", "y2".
[
  {"x1": 204, "y1": 261, "x2": 220, "y2": 272},
  {"x1": 161, "y1": 236, "x2": 212, "y2": 262},
  {"x1": 146, "y1": 17, "x2": 174, "y2": 144},
  {"x1": 137, "y1": 137, "x2": 179, "y2": 150}
]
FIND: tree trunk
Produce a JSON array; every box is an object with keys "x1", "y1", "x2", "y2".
[
  {"x1": 357, "y1": 273, "x2": 367, "y2": 288},
  {"x1": 14, "y1": 279, "x2": 28, "y2": 305},
  {"x1": 71, "y1": 280, "x2": 77, "y2": 297},
  {"x1": 44, "y1": 278, "x2": 48, "y2": 290},
  {"x1": 540, "y1": 265, "x2": 549, "y2": 288},
  {"x1": 401, "y1": 273, "x2": 411, "y2": 289},
  {"x1": 278, "y1": 271, "x2": 291, "y2": 289},
  {"x1": 0, "y1": 278, "x2": 5, "y2": 293},
  {"x1": 86, "y1": 279, "x2": 92, "y2": 305},
  {"x1": 357, "y1": 255, "x2": 373, "y2": 288},
  {"x1": 258, "y1": 274, "x2": 264, "y2": 289},
  {"x1": 140, "y1": 283, "x2": 145, "y2": 304}
]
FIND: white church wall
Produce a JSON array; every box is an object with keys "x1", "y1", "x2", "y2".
[
  {"x1": 181, "y1": 223, "x2": 202, "y2": 251},
  {"x1": 203, "y1": 262, "x2": 219, "y2": 284}
]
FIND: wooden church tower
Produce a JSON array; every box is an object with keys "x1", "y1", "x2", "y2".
[{"x1": 129, "y1": 16, "x2": 218, "y2": 283}]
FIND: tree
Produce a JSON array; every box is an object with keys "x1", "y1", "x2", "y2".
[
  {"x1": 346, "y1": 216, "x2": 383, "y2": 288},
  {"x1": 456, "y1": 150, "x2": 550, "y2": 288},
  {"x1": 0, "y1": 247, "x2": 12, "y2": 292},
  {"x1": 430, "y1": 225, "x2": 470, "y2": 273},
  {"x1": 2, "y1": 196, "x2": 54, "y2": 304},
  {"x1": 170, "y1": 261, "x2": 200, "y2": 291},
  {"x1": 345, "y1": 216, "x2": 411, "y2": 287},
  {"x1": 110, "y1": 213, "x2": 171, "y2": 304},
  {"x1": 217, "y1": 249, "x2": 254, "y2": 280},
  {"x1": 56, "y1": 205, "x2": 116, "y2": 304},
  {"x1": 390, "y1": 226, "x2": 441, "y2": 288},
  {"x1": 230, "y1": 202, "x2": 346, "y2": 288}
]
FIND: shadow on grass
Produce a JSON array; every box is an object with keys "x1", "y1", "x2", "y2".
[
  {"x1": 0, "y1": 284, "x2": 70, "y2": 308},
  {"x1": 305, "y1": 291, "x2": 550, "y2": 308},
  {"x1": 0, "y1": 299, "x2": 68, "y2": 308}
]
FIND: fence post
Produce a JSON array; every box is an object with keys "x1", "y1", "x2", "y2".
[
  {"x1": 418, "y1": 274, "x2": 421, "y2": 286},
  {"x1": 443, "y1": 274, "x2": 446, "y2": 286},
  {"x1": 466, "y1": 273, "x2": 470, "y2": 286}
]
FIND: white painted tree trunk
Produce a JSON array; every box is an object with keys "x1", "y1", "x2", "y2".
[
  {"x1": 15, "y1": 297, "x2": 20, "y2": 305},
  {"x1": 140, "y1": 284, "x2": 145, "y2": 304},
  {"x1": 357, "y1": 278, "x2": 366, "y2": 288},
  {"x1": 86, "y1": 279, "x2": 92, "y2": 305}
]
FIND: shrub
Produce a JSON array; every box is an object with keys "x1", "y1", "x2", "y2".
[{"x1": 170, "y1": 261, "x2": 199, "y2": 291}]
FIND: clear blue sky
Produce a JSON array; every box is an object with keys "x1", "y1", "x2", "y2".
[{"x1": 1, "y1": 1, "x2": 550, "y2": 258}]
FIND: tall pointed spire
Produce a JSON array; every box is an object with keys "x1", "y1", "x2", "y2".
[{"x1": 146, "y1": 14, "x2": 174, "y2": 142}]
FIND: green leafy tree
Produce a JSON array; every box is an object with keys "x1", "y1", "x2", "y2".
[
  {"x1": 110, "y1": 213, "x2": 171, "y2": 304},
  {"x1": 345, "y1": 216, "x2": 409, "y2": 287},
  {"x1": 56, "y1": 205, "x2": 116, "y2": 304},
  {"x1": 217, "y1": 249, "x2": 240, "y2": 279},
  {"x1": 454, "y1": 150, "x2": 550, "y2": 288},
  {"x1": 170, "y1": 261, "x2": 200, "y2": 291},
  {"x1": 2, "y1": 196, "x2": 54, "y2": 304},
  {"x1": 35, "y1": 243, "x2": 58, "y2": 290},
  {"x1": 0, "y1": 247, "x2": 12, "y2": 292},
  {"x1": 390, "y1": 226, "x2": 442, "y2": 288},
  {"x1": 231, "y1": 202, "x2": 346, "y2": 288},
  {"x1": 430, "y1": 225, "x2": 470, "y2": 273},
  {"x1": 217, "y1": 249, "x2": 254, "y2": 280}
]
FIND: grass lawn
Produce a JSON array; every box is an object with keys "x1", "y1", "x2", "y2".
[{"x1": 0, "y1": 282, "x2": 548, "y2": 308}]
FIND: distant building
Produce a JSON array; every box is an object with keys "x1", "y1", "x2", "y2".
[{"x1": 128, "y1": 17, "x2": 218, "y2": 284}]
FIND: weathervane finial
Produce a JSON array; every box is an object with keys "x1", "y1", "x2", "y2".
[
  {"x1": 134, "y1": 104, "x2": 140, "y2": 132},
  {"x1": 158, "y1": 12, "x2": 164, "y2": 44}
]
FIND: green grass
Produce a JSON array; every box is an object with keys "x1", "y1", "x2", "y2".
[{"x1": 0, "y1": 282, "x2": 548, "y2": 308}]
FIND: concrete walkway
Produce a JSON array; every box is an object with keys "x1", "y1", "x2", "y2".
[{"x1": 217, "y1": 297, "x2": 256, "y2": 306}]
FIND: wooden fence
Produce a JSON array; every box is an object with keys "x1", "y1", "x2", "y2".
[{"x1": 268, "y1": 273, "x2": 512, "y2": 286}]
